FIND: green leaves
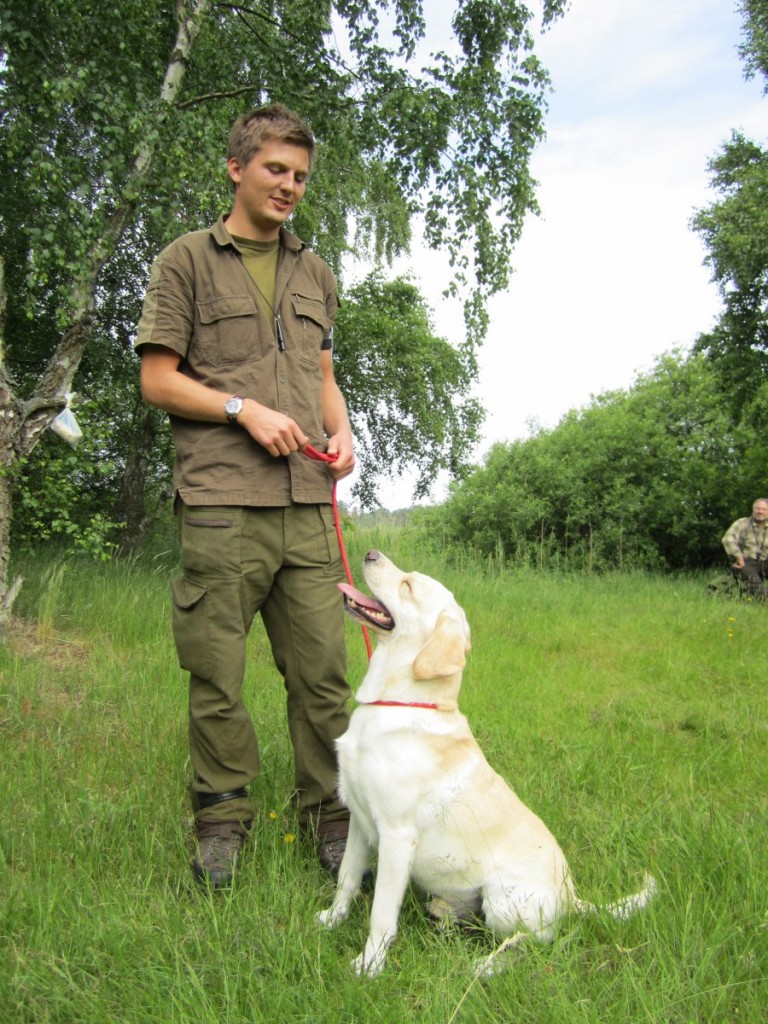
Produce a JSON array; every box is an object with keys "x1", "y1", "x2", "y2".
[
  {"x1": 334, "y1": 273, "x2": 482, "y2": 506},
  {"x1": 429, "y1": 352, "x2": 760, "y2": 571},
  {"x1": 739, "y1": 0, "x2": 768, "y2": 85},
  {"x1": 690, "y1": 3, "x2": 768, "y2": 415},
  {"x1": 693, "y1": 132, "x2": 768, "y2": 295}
]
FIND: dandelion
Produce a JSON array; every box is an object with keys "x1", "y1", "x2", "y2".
[
  {"x1": 283, "y1": 833, "x2": 295, "y2": 844},
  {"x1": 269, "y1": 810, "x2": 277, "y2": 821}
]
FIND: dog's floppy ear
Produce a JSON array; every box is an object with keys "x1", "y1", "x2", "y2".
[{"x1": 413, "y1": 609, "x2": 470, "y2": 680}]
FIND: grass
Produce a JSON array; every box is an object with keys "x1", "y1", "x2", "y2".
[{"x1": 1, "y1": 528, "x2": 766, "y2": 1023}]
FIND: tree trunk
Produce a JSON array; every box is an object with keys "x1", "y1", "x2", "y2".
[
  {"x1": 0, "y1": 257, "x2": 21, "y2": 630},
  {"x1": 115, "y1": 405, "x2": 170, "y2": 554},
  {"x1": 0, "y1": 446, "x2": 23, "y2": 633}
]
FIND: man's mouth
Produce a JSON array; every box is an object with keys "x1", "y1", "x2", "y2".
[{"x1": 338, "y1": 583, "x2": 394, "y2": 630}]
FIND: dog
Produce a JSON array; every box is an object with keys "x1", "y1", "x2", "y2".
[{"x1": 317, "y1": 551, "x2": 656, "y2": 977}]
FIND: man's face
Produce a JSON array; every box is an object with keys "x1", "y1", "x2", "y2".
[
  {"x1": 227, "y1": 139, "x2": 309, "y2": 240},
  {"x1": 753, "y1": 501, "x2": 768, "y2": 522}
]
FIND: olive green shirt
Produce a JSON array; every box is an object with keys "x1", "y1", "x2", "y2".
[{"x1": 135, "y1": 216, "x2": 337, "y2": 506}]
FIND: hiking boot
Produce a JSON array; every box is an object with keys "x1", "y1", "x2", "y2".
[
  {"x1": 192, "y1": 819, "x2": 249, "y2": 888},
  {"x1": 316, "y1": 819, "x2": 349, "y2": 877}
]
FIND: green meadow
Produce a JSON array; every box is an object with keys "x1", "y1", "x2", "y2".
[{"x1": 1, "y1": 527, "x2": 765, "y2": 1023}]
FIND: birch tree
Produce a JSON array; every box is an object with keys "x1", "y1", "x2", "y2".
[{"x1": 0, "y1": 0, "x2": 567, "y2": 623}]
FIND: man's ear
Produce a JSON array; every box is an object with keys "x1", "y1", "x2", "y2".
[
  {"x1": 227, "y1": 157, "x2": 242, "y2": 186},
  {"x1": 413, "y1": 610, "x2": 470, "y2": 680}
]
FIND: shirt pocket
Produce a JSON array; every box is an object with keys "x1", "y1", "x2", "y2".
[
  {"x1": 290, "y1": 292, "x2": 331, "y2": 364},
  {"x1": 195, "y1": 294, "x2": 264, "y2": 365}
]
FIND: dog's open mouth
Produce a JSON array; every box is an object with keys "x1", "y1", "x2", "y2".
[{"x1": 338, "y1": 583, "x2": 394, "y2": 630}]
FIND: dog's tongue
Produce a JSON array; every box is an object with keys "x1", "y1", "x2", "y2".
[{"x1": 338, "y1": 582, "x2": 387, "y2": 613}]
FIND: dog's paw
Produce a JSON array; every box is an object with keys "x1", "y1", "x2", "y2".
[
  {"x1": 352, "y1": 950, "x2": 386, "y2": 979},
  {"x1": 316, "y1": 906, "x2": 346, "y2": 930}
]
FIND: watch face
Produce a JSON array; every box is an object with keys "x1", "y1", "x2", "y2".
[{"x1": 225, "y1": 397, "x2": 243, "y2": 420}]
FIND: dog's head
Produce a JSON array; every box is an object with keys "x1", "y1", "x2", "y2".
[{"x1": 339, "y1": 551, "x2": 471, "y2": 689}]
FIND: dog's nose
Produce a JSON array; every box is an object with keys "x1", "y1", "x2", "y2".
[{"x1": 365, "y1": 550, "x2": 381, "y2": 563}]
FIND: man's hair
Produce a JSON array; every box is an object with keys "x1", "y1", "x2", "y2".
[{"x1": 227, "y1": 103, "x2": 315, "y2": 171}]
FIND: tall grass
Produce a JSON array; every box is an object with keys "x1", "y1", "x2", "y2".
[{"x1": 1, "y1": 530, "x2": 766, "y2": 1023}]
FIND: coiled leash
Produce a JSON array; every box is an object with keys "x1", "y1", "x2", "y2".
[{"x1": 303, "y1": 444, "x2": 373, "y2": 660}]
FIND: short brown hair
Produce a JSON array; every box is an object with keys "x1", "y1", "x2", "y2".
[{"x1": 228, "y1": 103, "x2": 315, "y2": 171}]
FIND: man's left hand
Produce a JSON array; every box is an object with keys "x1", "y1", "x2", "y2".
[{"x1": 325, "y1": 435, "x2": 356, "y2": 481}]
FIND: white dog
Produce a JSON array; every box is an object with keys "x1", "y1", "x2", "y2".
[{"x1": 318, "y1": 551, "x2": 656, "y2": 977}]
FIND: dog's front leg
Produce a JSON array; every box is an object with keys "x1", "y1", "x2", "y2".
[
  {"x1": 353, "y1": 830, "x2": 417, "y2": 979},
  {"x1": 317, "y1": 816, "x2": 372, "y2": 930}
]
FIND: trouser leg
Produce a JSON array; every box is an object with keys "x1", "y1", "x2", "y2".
[
  {"x1": 259, "y1": 504, "x2": 351, "y2": 829},
  {"x1": 173, "y1": 504, "x2": 265, "y2": 824},
  {"x1": 735, "y1": 557, "x2": 768, "y2": 599}
]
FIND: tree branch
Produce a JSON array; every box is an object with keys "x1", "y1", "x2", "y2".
[{"x1": 176, "y1": 83, "x2": 258, "y2": 110}]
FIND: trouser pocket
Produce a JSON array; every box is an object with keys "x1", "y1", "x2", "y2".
[{"x1": 171, "y1": 577, "x2": 211, "y2": 677}]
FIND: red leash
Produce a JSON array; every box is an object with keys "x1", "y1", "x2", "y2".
[{"x1": 303, "y1": 445, "x2": 373, "y2": 660}]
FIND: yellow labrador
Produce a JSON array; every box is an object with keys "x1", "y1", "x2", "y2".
[{"x1": 318, "y1": 551, "x2": 656, "y2": 977}]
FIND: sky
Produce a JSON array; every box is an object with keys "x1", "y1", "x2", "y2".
[{"x1": 337, "y1": 0, "x2": 766, "y2": 511}]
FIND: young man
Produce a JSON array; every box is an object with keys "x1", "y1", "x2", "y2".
[
  {"x1": 722, "y1": 498, "x2": 768, "y2": 599},
  {"x1": 135, "y1": 104, "x2": 355, "y2": 886}
]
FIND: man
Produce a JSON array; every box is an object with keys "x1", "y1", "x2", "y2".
[
  {"x1": 134, "y1": 104, "x2": 355, "y2": 886},
  {"x1": 722, "y1": 498, "x2": 768, "y2": 599}
]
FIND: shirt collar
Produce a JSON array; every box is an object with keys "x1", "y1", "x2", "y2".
[{"x1": 211, "y1": 215, "x2": 304, "y2": 253}]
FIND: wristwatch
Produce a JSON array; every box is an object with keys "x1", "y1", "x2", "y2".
[{"x1": 224, "y1": 396, "x2": 244, "y2": 423}]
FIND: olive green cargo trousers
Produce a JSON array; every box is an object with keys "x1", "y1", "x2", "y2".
[{"x1": 171, "y1": 502, "x2": 351, "y2": 828}]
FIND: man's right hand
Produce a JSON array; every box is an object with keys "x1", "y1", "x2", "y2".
[{"x1": 237, "y1": 399, "x2": 308, "y2": 457}]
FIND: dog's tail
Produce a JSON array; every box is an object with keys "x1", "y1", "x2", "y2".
[{"x1": 572, "y1": 873, "x2": 657, "y2": 920}]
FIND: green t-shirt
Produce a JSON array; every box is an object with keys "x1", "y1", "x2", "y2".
[{"x1": 231, "y1": 235, "x2": 279, "y2": 325}]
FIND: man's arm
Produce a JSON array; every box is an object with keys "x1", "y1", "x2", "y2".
[
  {"x1": 320, "y1": 348, "x2": 355, "y2": 481},
  {"x1": 722, "y1": 519, "x2": 745, "y2": 566},
  {"x1": 139, "y1": 343, "x2": 309, "y2": 457}
]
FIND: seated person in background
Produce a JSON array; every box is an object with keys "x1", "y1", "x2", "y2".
[{"x1": 722, "y1": 498, "x2": 768, "y2": 599}]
